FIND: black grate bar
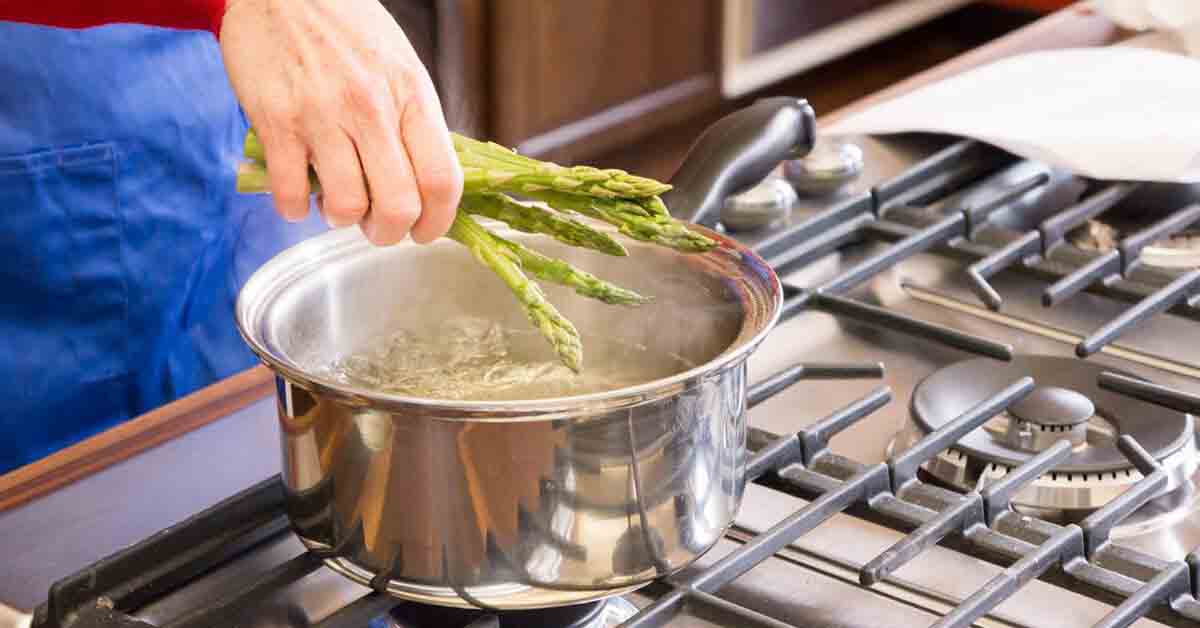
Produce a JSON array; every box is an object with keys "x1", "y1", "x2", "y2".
[
  {"x1": 1080, "y1": 436, "x2": 1167, "y2": 556},
  {"x1": 799, "y1": 386, "x2": 892, "y2": 466},
  {"x1": 766, "y1": 214, "x2": 873, "y2": 275},
  {"x1": 755, "y1": 432, "x2": 1200, "y2": 627},
  {"x1": 961, "y1": 171, "x2": 1052, "y2": 233},
  {"x1": 1046, "y1": 203, "x2": 1200, "y2": 307},
  {"x1": 811, "y1": 292, "x2": 1014, "y2": 361},
  {"x1": 753, "y1": 192, "x2": 873, "y2": 262},
  {"x1": 1117, "y1": 204, "x2": 1200, "y2": 273},
  {"x1": 889, "y1": 377, "x2": 1034, "y2": 490},
  {"x1": 747, "y1": 362, "x2": 884, "y2": 409},
  {"x1": 886, "y1": 159, "x2": 1009, "y2": 211},
  {"x1": 1093, "y1": 561, "x2": 1192, "y2": 628},
  {"x1": 688, "y1": 464, "x2": 890, "y2": 595},
  {"x1": 618, "y1": 589, "x2": 686, "y2": 628},
  {"x1": 980, "y1": 441, "x2": 1072, "y2": 526},
  {"x1": 872, "y1": 140, "x2": 997, "y2": 208},
  {"x1": 626, "y1": 390, "x2": 894, "y2": 628},
  {"x1": 1043, "y1": 250, "x2": 1121, "y2": 307},
  {"x1": 785, "y1": 362, "x2": 886, "y2": 379},
  {"x1": 966, "y1": 182, "x2": 1136, "y2": 311},
  {"x1": 819, "y1": 214, "x2": 965, "y2": 296},
  {"x1": 1038, "y1": 183, "x2": 1139, "y2": 253},
  {"x1": 745, "y1": 434, "x2": 802, "y2": 482},
  {"x1": 314, "y1": 593, "x2": 398, "y2": 628},
  {"x1": 685, "y1": 590, "x2": 796, "y2": 628},
  {"x1": 777, "y1": 287, "x2": 814, "y2": 322},
  {"x1": 1098, "y1": 371, "x2": 1200, "y2": 415},
  {"x1": 859, "y1": 494, "x2": 981, "y2": 586},
  {"x1": 1076, "y1": 269, "x2": 1200, "y2": 357},
  {"x1": 37, "y1": 477, "x2": 289, "y2": 628},
  {"x1": 160, "y1": 554, "x2": 322, "y2": 628},
  {"x1": 931, "y1": 525, "x2": 1084, "y2": 628},
  {"x1": 966, "y1": 232, "x2": 1040, "y2": 310}
]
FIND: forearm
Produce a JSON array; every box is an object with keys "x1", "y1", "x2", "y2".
[{"x1": 0, "y1": 1, "x2": 226, "y2": 36}]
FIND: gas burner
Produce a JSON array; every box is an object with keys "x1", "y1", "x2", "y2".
[
  {"x1": 1068, "y1": 182, "x2": 1200, "y2": 269},
  {"x1": 892, "y1": 356, "x2": 1200, "y2": 558},
  {"x1": 386, "y1": 598, "x2": 638, "y2": 628},
  {"x1": 1071, "y1": 219, "x2": 1200, "y2": 269}
]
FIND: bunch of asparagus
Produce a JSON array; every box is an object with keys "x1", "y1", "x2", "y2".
[{"x1": 235, "y1": 130, "x2": 715, "y2": 372}]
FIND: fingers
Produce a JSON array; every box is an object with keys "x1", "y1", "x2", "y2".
[
  {"x1": 399, "y1": 78, "x2": 463, "y2": 244},
  {"x1": 309, "y1": 127, "x2": 369, "y2": 229},
  {"x1": 347, "y1": 85, "x2": 423, "y2": 245},
  {"x1": 258, "y1": 129, "x2": 311, "y2": 222}
]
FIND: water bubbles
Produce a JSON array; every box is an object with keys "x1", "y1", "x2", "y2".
[{"x1": 324, "y1": 316, "x2": 694, "y2": 401}]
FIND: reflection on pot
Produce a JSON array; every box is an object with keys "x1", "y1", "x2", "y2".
[{"x1": 276, "y1": 365, "x2": 748, "y2": 609}]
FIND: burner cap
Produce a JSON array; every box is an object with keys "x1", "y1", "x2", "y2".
[
  {"x1": 910, "y1": 356, "x2": 1191, "y2": 473},
  {"x1": 1008, "y1": 386, "x2": 1094, "y2": 427}
]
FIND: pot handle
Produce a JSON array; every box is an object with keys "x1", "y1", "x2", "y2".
[{"x1": 663, "y1": 97, "x2": 816, "y2": 227}]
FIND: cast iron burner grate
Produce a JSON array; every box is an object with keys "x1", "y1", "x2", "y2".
[{"x1": 31, "y1": 137, "x2": 1200, "y2": 628}]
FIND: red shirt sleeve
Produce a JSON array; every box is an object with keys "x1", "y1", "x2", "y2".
[{"x1": 0, "y1": 1, "x2": 227, "y2": 37}]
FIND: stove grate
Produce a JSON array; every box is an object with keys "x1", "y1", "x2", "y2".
[
  {"x1": 758, "y1": 139, "x2": 1200, "y2": 363},
  {"x1": 29, "y1": 366, "x2": 1200, "y2": 627},
  {"x1": 737, "y1": 372, "x2": 1200, "y2": 628}
]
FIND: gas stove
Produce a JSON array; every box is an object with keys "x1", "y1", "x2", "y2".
[{"x1": 7, "y1": 129, "x2": 1200, "y2": 628}]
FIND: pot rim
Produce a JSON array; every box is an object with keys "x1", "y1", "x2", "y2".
[{"x1": 236, "y1": 222, "x2": 782, "y2": 418}]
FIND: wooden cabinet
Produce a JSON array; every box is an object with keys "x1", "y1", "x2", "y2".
[
  {"x1": 440, "y1": 0, "x2": 722, "y2": 162},
  {"x1": 487, "y1": 0, "x2": 721, "y2": 161}
]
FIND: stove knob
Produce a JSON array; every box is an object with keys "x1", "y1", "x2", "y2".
[
  {"x1": 783, "y1": 137, "x2": 864, "y2": 196},
  {"x1": 721, "y1": 176, "x2": 796, "y2": 232}
]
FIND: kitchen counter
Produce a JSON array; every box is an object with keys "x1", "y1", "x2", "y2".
[{"x1": 0, "y1": 4, "x2": 1132, "y2": 624}]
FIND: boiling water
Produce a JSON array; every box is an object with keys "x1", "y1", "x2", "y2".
[{"x1": 324, "y1": 316, "x2": 697, "y2": 401}]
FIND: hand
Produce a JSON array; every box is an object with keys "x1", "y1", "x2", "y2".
[{"x1": 219, "y1": 0, "x2": 463, "y2": 245}]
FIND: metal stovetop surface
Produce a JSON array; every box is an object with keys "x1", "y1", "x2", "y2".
[{"x1": 4, "y1": 134, "x2": 1200, "y2": 627}]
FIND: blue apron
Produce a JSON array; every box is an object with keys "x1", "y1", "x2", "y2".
[{"x1": 0, "y1": 23, "x2": 324, "y2": 473}]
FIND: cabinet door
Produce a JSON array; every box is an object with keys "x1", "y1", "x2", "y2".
[{"x1": 490, "y1": 0, "x2": 720, "y2": 161}]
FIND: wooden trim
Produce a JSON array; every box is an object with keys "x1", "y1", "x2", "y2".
[
  {"x1": 0, "y1": 366, "x2": 275, "y2": 513},
  {"x1": 516, "y1": 75, "x2": 722, "y2": 162},
  {"x1": 819, "y1": 4, "x2": 1122, "y2": 127}
]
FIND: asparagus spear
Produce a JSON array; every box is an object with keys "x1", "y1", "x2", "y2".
[
  {"x1": 236, "y1": 162, "x2": 271, "y2": 194},
  {"x1": 237, "y1": 128, "x2": 708, "y2": 372},
  {"x1": 519, "y1": 189, "x2": 716, "y2": 253},
  {"x1": 246, "y1": 130, "x2": 672, "y2": 200},
  {"x1": 447, "y1": 214, "x2": 583, "y2": 371},
  {"x1": 489, "y1": 234, "x2": 650, "y2": 306},
  {"x1": 452, "y1": 134, "x2": 671, "y2": 199},
  {"x1": 459, "y1": 193, "x2": 627, "y2": 257},
  {"x1": 237, "y1": 160, "x2": 589, "y2": 370}
]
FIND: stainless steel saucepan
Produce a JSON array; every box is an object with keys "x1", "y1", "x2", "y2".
[{"x1": 235, "y1": 98, "x2": 816, "y2": 609}]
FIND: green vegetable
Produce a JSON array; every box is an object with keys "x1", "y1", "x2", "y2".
[
  {"x1": 519, "y1": 189, "x2": 716, "y2": 253},
  {"x1": 490, "y1": 234, "x2": 650, "y2": 306},
  {"x1": 446, "y1": 214, "x2": 583, "y2": 372},
  {"x1": 236, "y1": 128, "x2": 717, "y2": 371},
  {"x1": 452, "y1": 133, "x2": 671, "y2": 199},
  {"x1": 459, "y1": 193, "x2": 627, "y2": 257}
]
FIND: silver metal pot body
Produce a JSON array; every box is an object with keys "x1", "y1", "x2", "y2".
[{"x1": 237, "y1": 223, "x2": 782, "y2": 609}]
